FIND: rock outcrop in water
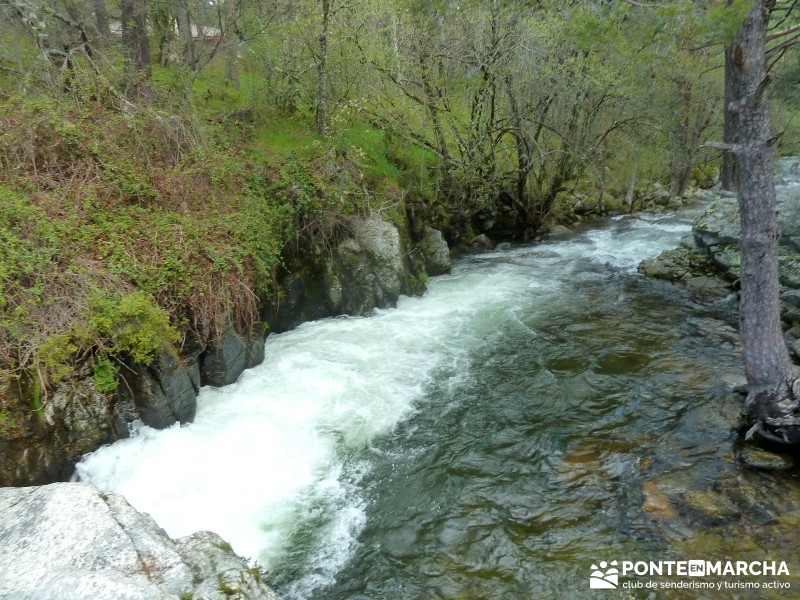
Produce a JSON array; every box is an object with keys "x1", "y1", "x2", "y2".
[{"x1": 0, "y1": 482, "x2": 279, "y2": 600}]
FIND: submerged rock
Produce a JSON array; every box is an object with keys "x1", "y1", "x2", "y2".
[
  {"x1": 641, "y1": 480, "x2": 678, "y2": 520},
  {"x1": 0, "y1": 482, "x2": 279, "y2": 600},
  {"x1": 738, "y1": 446, "x2": 795, "y2": 471},
  {"x1": 682, "y1": 490, "x2": 739, "y2": 519}
]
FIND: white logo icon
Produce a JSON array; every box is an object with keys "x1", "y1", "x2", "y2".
[
  {"x1": 688, "y1": 560, "x2": 705, "y2": 576},
  {"x1": 590, "y1": 560, "x2": 619, "y2": 589}
]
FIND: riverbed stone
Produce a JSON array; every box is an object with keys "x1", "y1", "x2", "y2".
[
  {"x1": 682, "y1": 490, "x2": 739, "y2": 518},
  {"x1": 738, "y1": 446, "x2": 795, "y2": 470},
  {"x1": 0, "y1": 482, "x2": 278, "y2": 600},
  {"x1": 638, "y1": 246, "x2": 692, "y2": 280},
  {"x1": 641, "y1": 480, "x2": 678, "y2": 520},
  {"x1": 684, "y1": 275, "x2": 731, "y2": 297}
]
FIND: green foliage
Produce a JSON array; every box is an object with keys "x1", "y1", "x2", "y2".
[
  {"x1": 85, "y1": 292, "x2": 178, "y2": 365},
  {"x1": 92, "y1": 357, "x2": 119, "y2": 393}
]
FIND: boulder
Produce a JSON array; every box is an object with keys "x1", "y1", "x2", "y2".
[
  {"x1": 470, "y1": 233, "x2": 494, "y2": 251},
  {"x1": 325, "y1": 217, "x2": 412, "y2": 315},
  {"x1": 0, "y1": 482, "x2": 279, "y2": 600},
  {"x1": 421, "y1": 226, "x2": 451, "y2": 276},
  {"x1": 354, "y1": 217, "x2": 406, "y2": 300},
  {"x1": 330, "y1": 237, "x2": 379, "y2": 315},
  {"x1": 201, "y1": 330, "x2": 248, "y2": 387},
  {"x1": 130, "y1": 348, "x2": 197, "y2": 430}
]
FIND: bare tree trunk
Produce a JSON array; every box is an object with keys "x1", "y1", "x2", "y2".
[
  {"x1": 625, "y1": 163, "x2": 637, "y2": 213},
  {"x1": 176, "y1": 0, "x2": 196, "y2": 72},
  {"x1": 734, "y1": 1, "x2": 800, "y2": 444},
  {"x1": 316, "y1": 0, "x2": 330, "y2": 137},
  {"x1": 92, "y1": 0, "x2": 111, "y2": 41},
  {"x1": 121, "y1": 0, "x2": 151, "y2": 95},
  {"x1": 224, "y1": 0, "x2": 240, "y2": 89}
]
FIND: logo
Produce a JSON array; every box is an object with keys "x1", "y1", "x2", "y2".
[
  {"x1": 590, "y1": 561, "x2": 619, "y2": 589},
  {"x1": 688, "y1": 560, "x2": 705, "y2": 577}
]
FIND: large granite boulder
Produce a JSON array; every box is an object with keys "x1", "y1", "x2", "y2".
[
  {"x1": 0, "y1": 482, "x2": 279, "y2": 600},
  {"x1": 354, "y1": 217, "x2": 407, "y2": 300},
  {"x1": 421, "y1": 226, "x2": 451, "y2": 276},
  {"x1": 323, "y1": 216, "x2": 413, "y2": 316},
  {"x1": 692, "y1": 187, "x2": 800, "y2": 289}
]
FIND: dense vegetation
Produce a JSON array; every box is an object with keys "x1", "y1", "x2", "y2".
[{"x1": 1, "y1": 0, "x2": 799, "y2": 425}]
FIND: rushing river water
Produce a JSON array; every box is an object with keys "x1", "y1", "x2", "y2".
[{"x1": 77, "y1": 203, "x2": 800, "y2": 599}]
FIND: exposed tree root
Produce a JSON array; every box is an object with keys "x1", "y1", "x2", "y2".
[{"x1": 746, "y1": 375, "x2": 800, "y2": 445}]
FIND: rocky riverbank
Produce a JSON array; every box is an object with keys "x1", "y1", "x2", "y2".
[
  {"x1": 0, "y1": 215, "x2": 451, "y2": 600},
  {"x1": 640, "y1": 158, "x2": 800, "y2": 341}
]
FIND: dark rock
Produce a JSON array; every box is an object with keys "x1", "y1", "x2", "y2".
[
  {"x1": 246, "y1": 330, "x2": 266, "y2": 369},
  {"x1": 149, "y1": 347, "x2": 197, "y2": 423},
  {"x1": 685, "y1": 275, "x2": 731, "y2": 297},
  {"x1": 781, "y1": 289, "x2": 800, "y2": 308},
  {"x1": 470, "y1": 233, "x2": 494, "y2": 251},
  {"x1": 201, "y1": 329, "x2": 248, "y2": 387}
]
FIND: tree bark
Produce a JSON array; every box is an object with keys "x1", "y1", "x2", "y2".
[
  {"x1": 92, "y1": 0, "x2": 111, "y2": 42},
  {"x1": 734, "y1": 1, "x2": 800, "y2": 444},
  {"x1": 721, "y1": 43, "x2": 738, "y2": 191},
  {"x1": 176, "y1": 0, "x2": 196, "y2": 72},
  {"x1": 121, "y1": 0, "x2": 151, "y2": 95},
  {"x1": 224, "y1": 0, "x2": 240, "y2": 89}
]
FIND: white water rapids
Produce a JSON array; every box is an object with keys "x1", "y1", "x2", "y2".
[{"x1": 76, "y1": 211, "x2": 696, "y2": 598}]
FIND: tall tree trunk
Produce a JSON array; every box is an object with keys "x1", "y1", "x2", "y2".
[
  {"x1": 93, "y1": 0, "x2": 111, "y2": 42},
  {"x1": 734, "y1": 1, "x2": 800, "y2": 444},
  {"x1": 176, "y1": 0, "x2": 196, "y2": 72},
  {"x1": 722, "y1": 43, "x2": 738, "y2": 191},
  {"x1": 316, "y1": 0, "x2": 330, "y2": 137},
  {"x1": 223, "y1": 0, "x2": 240, "y2": 89},
  {"x1": 121, "y1": 0, "x2": 151, "y2": 95}
]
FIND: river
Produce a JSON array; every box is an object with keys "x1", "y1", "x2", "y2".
[{"x1": 76, "y1": 203, "x2": 800, "y2": 598}]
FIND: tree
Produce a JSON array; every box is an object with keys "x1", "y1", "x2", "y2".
[
  {"x1": 121, "y1": 0, "x2": 151, "y2": 94},
  {"x1": 731, "y1": 0, "x2": 800, "y2": 444}
]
